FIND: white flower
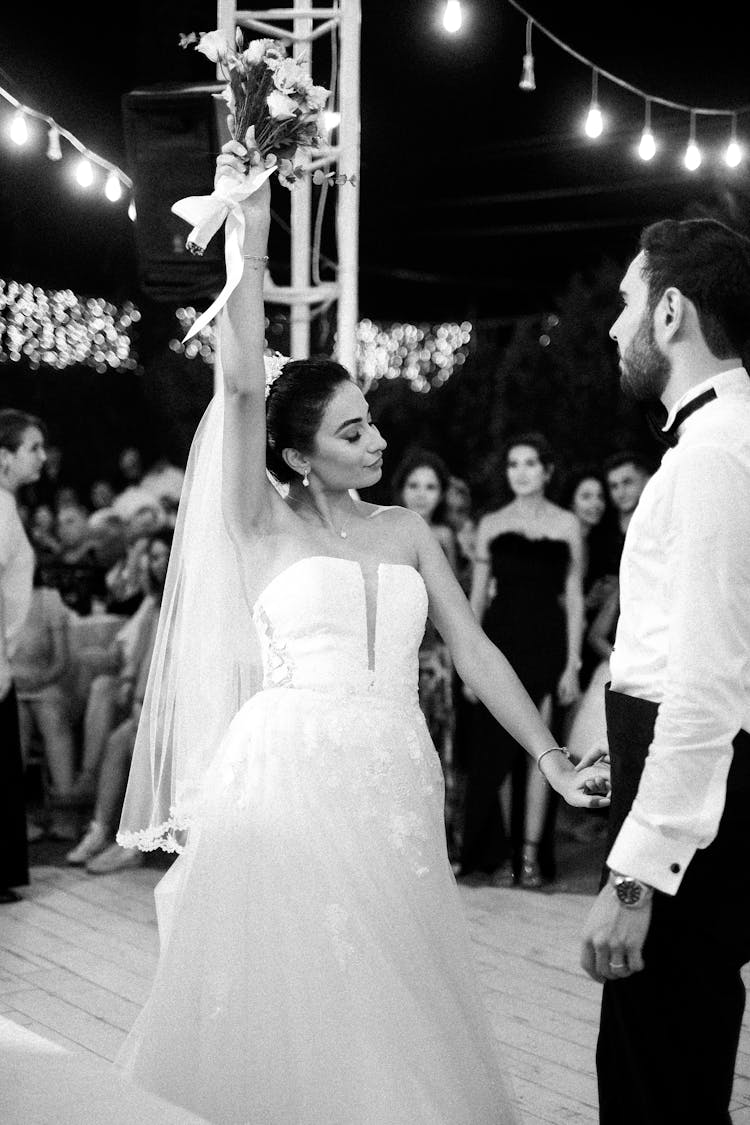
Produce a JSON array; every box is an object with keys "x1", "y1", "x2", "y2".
[
  {"x1": 196, "y1": 30, "x2": 232, "y2": 63},
  {"x1": 243, "y1": 37, "x2": 277, "y2": 65},
  {"x1": 305, "y1": 84, "x2": 330, "y2": 112},
  {"x1": 267, "y1": 90, "x2": 299, "y2": 120},
  {"x1": 220, "y1": 84, "x2": 235, "y2": 112},
  {"x1": 272, "y1": 57, "x2": 310, "y2": 94}
]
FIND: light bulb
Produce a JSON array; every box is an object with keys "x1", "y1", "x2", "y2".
[
  {"x1": 46, "y1": 126, "x2": 62, "y2": 160},
  {"x1": 442, "y1": 0, "x2": 462, "y2": 34},
  {"x1": 684, "y1": 141, "x2": 701, "y2": 171},
  {"x1": 323, "y1": 110, "x2": 341, "y2": 133},
  {"x1": 724, "y1": 139, "x2": 743, "y2": 168},
  {"x1": 128, "y1": 199, "x2": 137, "y2": 222},
  {"x1": 10, "y1": 111, "x2": 28, "y2": 145},
  {"x1": 585, "y1": 105, "x2": 603, "y2": 139},
  {"x1": 638, "y1": 129, "x2": 656, "y2": 161},
  {"x1": 519, "y1": 53, "x2": 536, "y2": 92},
  {"x1": 105, "y1": 172, "x2": 122, "y2": 201},
  {"x1": 76, "y1": 157, "x2": 94, "y2": 187}
]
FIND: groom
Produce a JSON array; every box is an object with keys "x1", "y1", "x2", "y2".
[{"x1": 580, "y1": 217, "x2": 750, "y2": 1124}]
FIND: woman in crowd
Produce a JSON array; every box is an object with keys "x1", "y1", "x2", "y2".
[
  {"x1": 391, "y1": 450, "x2": 457, "y2": 775},
  {"x1": 458, "y1": 432, "x2": 585, "y2": 889},
  {"x1": 113, "y1": 139, "x2": 607, "y2": 1124},
  {"x1": 561, "y1": 466, "x2": 616, "y2": 692}
]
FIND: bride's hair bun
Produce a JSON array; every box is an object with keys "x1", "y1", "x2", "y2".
[{"x1": 265, "y1": 357, "x2": 351, "y2": 483}]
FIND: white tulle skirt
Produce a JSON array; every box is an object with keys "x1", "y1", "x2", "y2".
[{"x1": 117, "y1": 687, "x2": 520, "y2": 1124}]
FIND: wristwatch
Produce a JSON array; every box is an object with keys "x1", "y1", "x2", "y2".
[{"x1": 608, "y1": 871, "x2": 654, "y2": 909}]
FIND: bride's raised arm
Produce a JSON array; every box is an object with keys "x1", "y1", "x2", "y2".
[{"x1": 217, "y1": 141, "x2": 282, "y2": 541}]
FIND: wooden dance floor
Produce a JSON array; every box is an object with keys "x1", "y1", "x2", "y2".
[{"x1": 1, "y1": 862, "x2": 749, "y2": 1124}]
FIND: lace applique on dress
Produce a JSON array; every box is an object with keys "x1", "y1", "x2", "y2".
[{"x1": 253, "y1": 601, "x2": 294, "y2": 688}]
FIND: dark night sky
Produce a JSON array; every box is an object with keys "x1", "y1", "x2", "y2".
[{"x1": 1, "y1": 0, "x2": 749, "y2": 325}]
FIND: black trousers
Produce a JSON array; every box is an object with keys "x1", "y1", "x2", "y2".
[
  {"x1": 598, "y1": 687, "x2": 750, "y2": 1125},
  {"x1": 0, "y1": 684, "x2": 29, "y2": 889}
]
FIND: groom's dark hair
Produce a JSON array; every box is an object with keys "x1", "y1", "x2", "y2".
[{"x1": 639, "y1": 218, "x2": 750, "y2": 360}]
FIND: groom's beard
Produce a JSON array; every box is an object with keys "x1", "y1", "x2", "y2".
[{"x1": 619, "y1": 314, "x2": 670, "y2": 402}]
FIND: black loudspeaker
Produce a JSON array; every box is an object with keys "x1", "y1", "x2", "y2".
[{"x1": 122, "y1": 83, "x2": 231, "y2": 303}]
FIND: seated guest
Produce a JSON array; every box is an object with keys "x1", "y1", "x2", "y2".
[
  {"x1": 66, "y1": 529, "x2": 172, "y2": 872},
  {"x1": 140, "y1": 454, "x2": 185, "y2": 509},
  {"x1": 28, "y1": 504, "x2": 61, "y2": 563},
  {"x1": 89, "y1": 479, "x2": 116, "y2": 513},
  {"x1": 103, "y1": 507, "x2": 158, "y2": 616},
  {"x1": 42, "y1": 502, "x2": 107, "y2": 615},
  {"x1": 11, "y1": 563, "x2": 77, "y2": 841}
]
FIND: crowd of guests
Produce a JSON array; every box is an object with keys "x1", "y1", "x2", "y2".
[
  {"x1": 390, "y1": 439, "x2": 654, "y2": 888},
  {"x1": 1, "y1": 416, "x2": 181, "y2": 884},
  {"x1": 3, "y1": 404, "x2": 655, "y2": 893}
]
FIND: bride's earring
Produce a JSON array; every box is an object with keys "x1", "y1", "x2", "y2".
[{"x1": 302, "y1": 468, "x2": 310, "y2": 488}]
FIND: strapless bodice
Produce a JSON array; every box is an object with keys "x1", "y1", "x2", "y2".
[{"x1": 252, "y1": 556, "x2": 428, "y2": 704}]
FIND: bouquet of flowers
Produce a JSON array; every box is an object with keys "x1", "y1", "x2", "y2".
[
  {"x1": 180, "y1": 29, "x2": 331, "y2": 193},
  {"x1": 172, "y1": 29, "x2": 334, "y2": 341}
]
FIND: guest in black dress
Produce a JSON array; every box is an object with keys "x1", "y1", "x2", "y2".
[{"x1": 458, "y1": 432, "x2": 584, "y2": 888}]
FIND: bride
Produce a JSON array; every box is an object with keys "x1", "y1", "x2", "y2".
[{"x1": 115, "y1": 140, "x2": 609, "y2": 1125}]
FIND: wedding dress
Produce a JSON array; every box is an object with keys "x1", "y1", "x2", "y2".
[{"x1": 117, "y1": 554, "x2": 520, "y2": 1124}]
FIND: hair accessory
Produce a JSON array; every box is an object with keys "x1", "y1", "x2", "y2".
[{"x1": 264, "y1": 351, "x2": 289, "y2": 401}]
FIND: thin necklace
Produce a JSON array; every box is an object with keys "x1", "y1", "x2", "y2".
[{"x1": 288, "y1": 492, "x2": 356, "y2": 540}]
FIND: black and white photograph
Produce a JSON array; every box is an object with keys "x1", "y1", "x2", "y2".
[{"x1": 1, "y1": 2, "x2": 750, "y2": 1122}]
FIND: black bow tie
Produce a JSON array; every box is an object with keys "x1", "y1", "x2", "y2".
[{"x1": 647, "y1": 387, "x2": 718, "y2": 449}]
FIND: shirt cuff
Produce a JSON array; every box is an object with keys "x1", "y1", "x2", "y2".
[{"x1": 607, "y1": 813, "x2": 698, "y2": 895}]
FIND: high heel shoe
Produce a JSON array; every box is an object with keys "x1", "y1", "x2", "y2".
[{"x1": 519, "y1": 842, "x2": 543, "y2": 889}]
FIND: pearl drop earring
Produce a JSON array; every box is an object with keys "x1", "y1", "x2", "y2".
[{"x1": 302, "y1": 468, "x2": 310, "y2": 488}]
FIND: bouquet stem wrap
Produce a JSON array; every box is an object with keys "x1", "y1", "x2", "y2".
[{"x1": 171, "y1": 163, "x2": 275, "y2": 342}]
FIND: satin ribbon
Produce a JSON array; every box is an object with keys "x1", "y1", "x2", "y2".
[{"x1": 171, "y1": 165, "x2": 275, "y2": 342}]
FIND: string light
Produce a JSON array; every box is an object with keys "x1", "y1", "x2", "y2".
[
  {"x1": 46, "y1": 125, "x2": 62, "y2": 161},
  {"x1": 724, "y1": 115, "x2": 743, "y2": 167},
  {"x1": 128, "y1": 200, "x2": 137, "y2": 222},
  {"x1": 518, "y1": 18, "x2": 536, "y2": 92},
  {"x1": 503, "y1": 0, "x2": 749, "y2": 170},
  {"x1": 75, "y1": 156, "x2": 95, "y2": 188},
  {"x1": 442, "y1": 1, "x2": 463, "y2": 34},
  {"x1": 323, "y1": 110, "x2": 341, "y2": 132},
  {"x1": 584, "y1": 70, "x2": 603, "y2": 139},
  {"x1": 684, "y1": 111, "x2": 701, "y2": 171},
  {"x1": 9, "y1": 110, "x2": 28, "y2": 145},
  {"x1": 638, "y1": 100, "x2": 656, "y2": 161},
  {"x1": 170, "y1": 309, "x2": 473, "y2": 393},
  {"x1": 0, "y1": 280, "x2": 140, "y2": 372},
  {"x1": 105, "y1": 172, "x2": 123, "y2": 201},
  {"x1": 0, "y1": 81, "x2": 133, "y2": 209}
]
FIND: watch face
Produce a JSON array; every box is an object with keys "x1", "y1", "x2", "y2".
[{"x1": 615, "y1": 879, "x2": 642, "y2": 906}]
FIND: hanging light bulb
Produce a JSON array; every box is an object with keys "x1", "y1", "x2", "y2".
[
  {"x1": 105, "y1": 171, "x2": 122, "y2": 201},
  {"x1": 724, "y1": 115, "x2": 743, "y2": 168},
  {"x1": 638, "y1": 100, "x2": 656, "y2": 161},
  {"x1": 519, "y1": 18, "x2": 536, "y2": 91},
  {"x1": 128, "y1": 199, "x2": 137, "y2": 222},
  {"x1": 442, "y1": 0, "x2": 462, "y2": 34},
  {"x1": 584, "y1": 70, "x2": 603, "y2": 138},
  {"x1": 683, "y1": 112, "x2": 701, "y2": 171},
  {"x1": 10, "y1": 110, "x2": 28, "y2": 145},
  {"x1": 46, "y1": 124, "x2": 62, "y2": 160},
  {"x1": 76, "y1": 156, "x2": 94, "y2": 187}
]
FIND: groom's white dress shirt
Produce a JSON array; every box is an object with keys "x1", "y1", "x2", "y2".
[{"x1": 608, "y1": 367, "x2": 750, "y2": 894}]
